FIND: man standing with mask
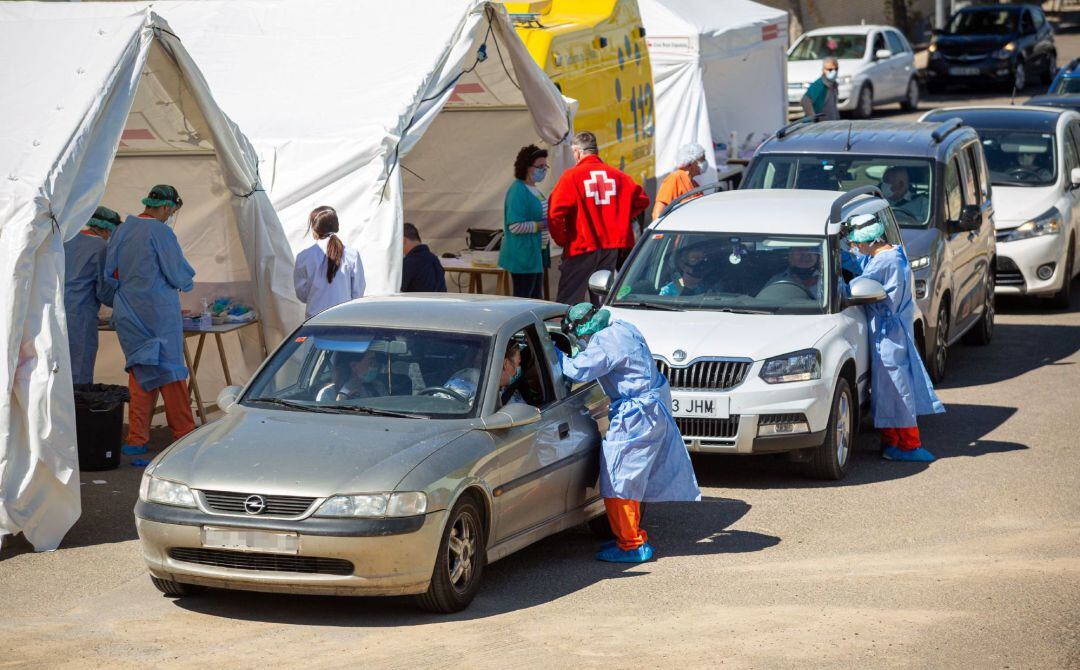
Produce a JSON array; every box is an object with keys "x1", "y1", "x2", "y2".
[
  {"x1": 800, "y1": 57, "x2": 840, "y2": 121},
  {"x1": 653, "y1": 143, "x2": 708, "y2": 220},
  {"x1": 104, "y1": 185, "x2": 196, "y2": 455},
  {"x1": 549, "y1": 131, "x2": 650, "y2": 306}
]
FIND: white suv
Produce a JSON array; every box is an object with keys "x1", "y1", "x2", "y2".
[
  {"x1": 589, "y1": 188, "x2": 916, "y2": 480},
  {"x1": 788, "y1": 25, "x2": 919, "y2": 118}
]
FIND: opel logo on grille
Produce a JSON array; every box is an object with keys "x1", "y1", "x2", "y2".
[
  {"x1": 243, "y1": 495, "x2": 266, "y2": 515},
  {"x1": 673, "y1": 349, "x2": 687, "y2": 362}
]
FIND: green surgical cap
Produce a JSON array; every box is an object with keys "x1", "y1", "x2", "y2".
[
  {"x1": 141, "y1": 184, "x2": 182, "y2": 209},
  {"x1": 566, "y1": 302, "x2": 611, "y2": 338},
  {"x1": 847, "y1": 214, "x2": 885, "y2": 244},
  {"x1": 87, "y1": 205, "x2": 121, "y2": 232}
]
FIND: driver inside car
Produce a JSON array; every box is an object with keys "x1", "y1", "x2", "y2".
[
  {"x1": 764, "y1": 247, "x2": 823, "y2": 299},
  {"x1": 317, "y1": 349, "x2": 389, "y2": 402},
  {"x1": 659, "y1": 245, "x2": 721, "y2": 297},
  {"x1": 882, "y1": 166, "x2": 929, "y2": 223},
  {"x1": 440, "y1": 341, "x2": 529, "y2": 407}
]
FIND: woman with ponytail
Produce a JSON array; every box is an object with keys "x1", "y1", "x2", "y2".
[{"x1": 294, "y1": 206, "x2": 366, "y2": 318}]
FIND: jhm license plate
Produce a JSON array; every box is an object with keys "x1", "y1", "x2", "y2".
[
  {"x1": 201, "y1": 527, "x2": 299, "y2": 555},
  {"x1": 949, "y1": 67, "x2": 980, "y2": 76},
  {"x1": 670, "y1": 394, "x2": 730, "y2": 419}
]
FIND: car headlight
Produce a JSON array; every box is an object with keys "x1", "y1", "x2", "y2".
[
  {"x1": 928, "y1": 42, "x2": 937, "y2": 53},
  {"x1": 910, "y1": 255, "x2": 930, "y2": 271},
  {"x1": 994, "y1": 43, "x2": 1016, "y2": 60},
  {"x1": 838, "y1": 74, "x2": 853, "y2": 86},
  {"x1": 314, "y1": 492, "x2": 427, "y2": 518},
  {"x1": 759, "y1": 349, "x2": 821, "y2": 384},
  {"x1": 1004, "y1": 208, "x2": 1062, "y2": 242},
  {"x1": 140, "y1": 475, "x2": 196, "y2": 508}
]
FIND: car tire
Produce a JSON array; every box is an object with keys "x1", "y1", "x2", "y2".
[
  {"x1": 900, "y1": 78, "x2": 919, "y2": 111},
  {"x1": 416, "y1": 495, "x2": 485, "y2": 614},
  {"x1": 1049, "y1": 243, "x2": 1074, "y2": 309},
  {"x1": 963, "y1": 268, "x2": 995, "y2": 346},
  {"x1": 1043, "y1": 53, "x2": 1057, "y2": 84},
  {"x1": 928, "y1": 302, "x2": 949, "y2": 384},
  {"x1": 808, "y1": 378, "x2": 854, "y2": 480},
  {"x1": 1012, "y1": 60, "x2": 1027, "y2": 92},
  {"x1": 854, "y1": 85, "x2": 873, "y2": 119},
  {"x1": 150, "y1": 576, "x2": 202, "y2": 597}
]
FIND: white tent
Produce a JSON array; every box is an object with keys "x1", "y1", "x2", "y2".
[
  {"x1": 0, "y1": 4, "x2": 297, "y2": 550},
  {"x1": 157, "y1": 0, "x2": 575, "y2": 293},
  {"x1": 639, "y1": 0, "x2": 788, "y2": 176}
]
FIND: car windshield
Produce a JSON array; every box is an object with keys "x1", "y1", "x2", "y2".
[
  {"x1": 976, "y1": 129, "x2": 1057, "y2": 186},
  {"x1": 243, "y1": 326, "x2": 491, "y2": 419},
  {"x1": 1050, "y1": 77, "x2": 1080, "y2": 94},
  {"x1": 743, "y1": 155, "x2": 934, "y2": 228},
  {"x1": 611, "y1": 232, "x2": 831, "y2": 315},
  {"x1": 789, "y1": 34, "x2": 866, "y2": 61},
  {"x1": 947, "y1": 10, "x2": 1017, "y2": 35}
]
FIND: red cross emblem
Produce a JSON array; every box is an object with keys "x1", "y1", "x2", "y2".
[{"x1": 583, "y1": 170, "x2": 617, "y2": 205}]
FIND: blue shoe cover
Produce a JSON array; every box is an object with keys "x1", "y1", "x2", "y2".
[
  {"x1": 882, "y1": 445, "x2": 935, "y2": 462},
  {"x1": 131, "y1": 458, "x2": 151, "y2": 467},
  {"x1": 122, "y1": 444, "x2": 147, "y2": 455},
  {"x1": 595, "y1": 542, "x2": 654, "y2": 563}
]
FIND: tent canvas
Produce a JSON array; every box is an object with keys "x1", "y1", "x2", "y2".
[
  {"x1": 639, "y1": 0, "x2": 788, "y2": 177},
  {"x1": 156, "y1": 0, "x2": 575, "y2": 294},
  {"x1": 0, "y1": 4, "x2": 297, "y2": 550}
]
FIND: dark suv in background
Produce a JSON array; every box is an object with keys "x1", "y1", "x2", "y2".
[
  {"x1": 927, "y1": 3, "x2": 1055, "y2": 93},
  {"x1": 743, "y1": 120, "x2": 997, "y2": 383}
]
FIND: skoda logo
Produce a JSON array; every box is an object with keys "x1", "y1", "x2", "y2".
[
  {"x1": 673, "y1": 349, "x2": 687, "y2": 362},
  {"x1": 243, "y1": 495, "x2": 266, "y2": 515}
]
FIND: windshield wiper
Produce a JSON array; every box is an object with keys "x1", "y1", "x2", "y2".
[
  {"x1": 707, "y1": 306, "x2": 776, "y2": 315},
  {"x1": 318, "y1": 404, "x2": 426, "y2": 419},
  {"x1": 612, "y1": 301, "x2": 685, "y2": 312},
  {"x1": 245, "y1": 397, "x2": 338, "y2": 413}
]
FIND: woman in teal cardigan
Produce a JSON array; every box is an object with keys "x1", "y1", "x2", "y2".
[{"x1": 500, "y1": 145, "x2": 550, "y2": 299}]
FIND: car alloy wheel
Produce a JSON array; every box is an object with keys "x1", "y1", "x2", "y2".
[
  {"x1": 1014, "y1": 62, "x2": 1026, "y2": 92},
  {"x1": 835, "y1": 390, "x2": 852, "y2": 468},
  {"x1": 1050, "y1": 244, "x2": 1074, "y2": 309},
  {"x1": 1046, "y1": 55, "x2": 1057, "y2": 84},
  {"x1": 932, "y1": 303, "x2": 949, "y2": 383},
  {"x1": 447, "y1": 513, "x2": 477, "y2": 592},
  {"x1": 901, "y1": 78, "x2": 919, "y2": 111},
  {"x1": 809, "y1": 378, "x2": 854, "y2": 480},
  {"x1": 416, "y1": 495, "x2": 486, "y2": 613},
  {"x1": 856, "y1": 86, "x2": 873, "y2": 119}
]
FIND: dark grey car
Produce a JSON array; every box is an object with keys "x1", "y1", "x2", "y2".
[{"x1": 743, "y1": 119, "x2": 998, "y2": 382}]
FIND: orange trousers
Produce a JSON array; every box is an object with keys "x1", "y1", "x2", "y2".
[
  {"x1": 126, "y1": 373, "x2": 196, "y2": 447},
  {"x1": 880, "y1": 426, "x2": 921, "y2": 451},
  {"x1": 604, "y1": 498, "x2": 648, "y2": 551}
]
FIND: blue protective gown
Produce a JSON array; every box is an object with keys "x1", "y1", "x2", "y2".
[
  {"x1": 104, "y1": 215, "x2": 196, "y2": 391},
  {"x1": 559, "y1": 320, "x2": 701, "y2": 502},
  {"x1": 848, "y1": 247, "x2": 944, "y2": 427},
  {"x1": 63, "y1": 232, "x2": 115, "y2": 384}
]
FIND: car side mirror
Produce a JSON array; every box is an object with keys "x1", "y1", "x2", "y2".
[
  {"x1": 217, "y1": 385, "x2": 243, "y2": 414},
  {"x1": 588, "y1": 270, "x2": 614, "y2": 297},
  {"x1": 1071, "y1": 167, "x2": 1080, "y2": 188},
  {"x1": 950, "y1": 204, "x2": 981, "y2": 232},
  {"x1": 480, "y1": 402, "x2": 541, "y2": 431},
  {"x1": 875, "y1": 48, "x2": 892, "y2": 60},
  {"x1": 844, "y1": 277, "x2": 888, "y2": 307}
]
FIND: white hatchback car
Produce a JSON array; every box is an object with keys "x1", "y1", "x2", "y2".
[
  {"x1": 788, "y1": 25, "x2": 919, "y2": 118},
  {"x1": 921, "y1": 105, "x2": 1080, "y2": 307},
  {"x1": 589, "y1": 188, "x2": 916, "y2": 480}
]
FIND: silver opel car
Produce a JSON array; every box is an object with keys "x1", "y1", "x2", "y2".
[{"x1": 135, "y1": 295, "x2": 609, "y2": 612}]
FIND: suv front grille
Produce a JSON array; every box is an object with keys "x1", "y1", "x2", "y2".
[
  {"x1": 656, "y1": 359, "x2": 750, "y2": 390},
  {"x1": 200, "y1": 490, "x2": 317, "y2": 517},
  {"x1": 169, "y1": 548, "x2": 353, "y2": 576},
  {"x1": 675, "y1": 416, "x2": 740, "y2": 440},
  {"x1": 995, "y1": 257, "x2": 1025, "y2": 288}
]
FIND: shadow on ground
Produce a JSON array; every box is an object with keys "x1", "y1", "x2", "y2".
[{"x1": 170, "y1": 496, "x2": 777, "y2": 625}]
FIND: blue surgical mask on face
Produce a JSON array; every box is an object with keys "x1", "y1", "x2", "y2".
[
  {"x1": 361, "y1": 367, "x2": 378, "y2": 383},
  {"x1": 508, "y1": 367, "x2": 521, "y2": 385},
  {"x1": 531, "y1": 167, "x2": 548, "y2": 183},
  {"x1": 825, "y1": 69, "x2": 838, "y2": 82}
]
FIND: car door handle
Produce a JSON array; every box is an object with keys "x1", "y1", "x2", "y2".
[{"x1": 558, "y1": 423, "x2": 570, "y2": 440}]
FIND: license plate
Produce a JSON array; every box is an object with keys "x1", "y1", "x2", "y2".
[
  {"x1": 670, "y1": 393, "x2": 730, "y2": 419},
  {"x1": 949, "y1": 67, "x2": 980, "y2": 76},
  {"x1": 201, "y1": 527, "x2": 299, "y2": 555}
]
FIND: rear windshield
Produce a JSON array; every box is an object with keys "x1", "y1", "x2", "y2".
[
  {"x1": 947, "y1": 10, "x2": 1017, "y2": 35},
  {"x1": 789, "y1": 34, "x2": 866, "y2": 61},
  {"x1": 743, "y1": 155, "x2": 934, "y2": 228}
]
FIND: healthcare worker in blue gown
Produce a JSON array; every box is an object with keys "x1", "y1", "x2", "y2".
[
  {"x1": 845, "y1": 213, "x2": 944, "y2": 462},
  {"x1": 63, "y1": 206, "x2": 121, "y2": 384},
  {"x1": 558, "y1": 303, "x2": 700, "y2": 563},
  {"x1": 104, "y1": 185, "x2": 196, "y2": 455}
]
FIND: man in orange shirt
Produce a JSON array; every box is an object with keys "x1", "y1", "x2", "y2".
[{"x1": 652, "y1": 143, "x2": 708, "y2": 220}]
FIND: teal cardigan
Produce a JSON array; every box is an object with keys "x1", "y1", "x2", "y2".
[{"x1": 499, "y1": 179, "x2": 545, "y2": 274}]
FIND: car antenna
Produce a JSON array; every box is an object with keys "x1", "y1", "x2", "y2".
[{"x1": 844, "y1": 122, "x2": 854, "y2": 151}]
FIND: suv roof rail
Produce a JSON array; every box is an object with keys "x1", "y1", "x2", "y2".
[
  {"x1": 776, "y1": 113, "x2": 824, "y2": 139},
  {"x1": 829, "y1": 185, "x2": 883, "y2": 224},
  {"x1": 658, "y1": 181, "x2": 726, "y2": 219},
  {"x1": 930, "y1": 118, "x2": 963, "y2": 144}
]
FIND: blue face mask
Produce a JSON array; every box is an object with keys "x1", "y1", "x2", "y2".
[
  {"x1": 531, "y1": 167, "x2": 548, "y2": 183},
  {"x1": 508, "y1": 367, "x2": 522, "y2": 385},
  {"x1": 361, "y1": 366, "x2": 379, "y2": 383},
  {"x1": 825, "y1": 69, "x2": 838, "y2": 82}
]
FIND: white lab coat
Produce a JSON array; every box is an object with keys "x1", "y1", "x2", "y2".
[{"x1": 294, "y1": 237, "x2": 366, "y2": 318}]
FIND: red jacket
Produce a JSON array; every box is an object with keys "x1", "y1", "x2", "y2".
[{"x1": 548, "y1": 155, "x2": 650, "y2": 258}]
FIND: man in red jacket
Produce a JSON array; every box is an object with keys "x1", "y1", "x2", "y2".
[{"x1": 549, "y1": 131, "x2": 650, "y2": 305}]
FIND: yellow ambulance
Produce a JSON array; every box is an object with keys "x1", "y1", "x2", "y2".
[{"x1": 504, "y1": 0, "x2": 656, "y2": 199}]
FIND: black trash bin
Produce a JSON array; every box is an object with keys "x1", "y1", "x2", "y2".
[{"x1": 73, "y1": 384, "x2": 129, "y2": 471}]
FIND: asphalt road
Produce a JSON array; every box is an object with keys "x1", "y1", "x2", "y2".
[{"x1": 3, "y1": 40, "x2": 1080, "y2": 670}]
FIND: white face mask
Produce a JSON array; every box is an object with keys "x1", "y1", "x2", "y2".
[
  {"x1": 825, "y1": 69, "x2": 838, "y2": 82},
  {"x1": 696, "y1": 159, "x2": 708, "y2": 174}
]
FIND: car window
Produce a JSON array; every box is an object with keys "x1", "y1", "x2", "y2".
[
  {"x1": 1069, "y1": 123, "x2": 1080, "y2": 168},
  {"x1": 1063, "y1": 125, "x2": 1080, "y2": 176},
  {"x1": 1021, "y1": 11, "x2": 1035, "y2": 35},
  {"x1": 1033, "y1": 9, "x2": 1046, "y2": 29},
  {"x1": 788, "y1": 34, "x2": 866, "y2": 61},
  {"x1": 872, "y1": 32, "x2": 886, "y2": 55},
  {"x1": 744, "y1": 154, "x2": 934, "y2": 228},
  {"x1": 944, "y1": 157, "x2": 963, "y2": 222},
  {"x1": 885, "y1": 31, "x2": 905, "y2": 55},
  {"x1": 1051, "y1": 77, "x2": 1080, "y2": 94},
  {"x1": 504, "y1": 326, "x2": 556, "y2": 409},
  {"x1": 948, "y1": 10, "x2": 1017, "y2": 36},
  {"x1": 977, "y1": 129, "x2": 1057, "y2": 187},
  {"x1": 958, "y1": 147, "x2": 979, "y2": 206},
  {"x1": 881, "y1": 208, "x2": 904, "y2": 247}
]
